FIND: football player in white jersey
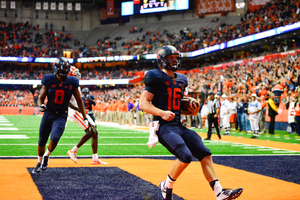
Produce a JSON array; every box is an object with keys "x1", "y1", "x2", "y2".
[
  {"x1": 220, "y1": 94, "x2": 231, "y2": 135},
  {"x1": 248, "y1": 93, "x2": 262, "y2": 139},
  {"x1": 67, "y1": 66, "x2": 107, "y2": 165}
]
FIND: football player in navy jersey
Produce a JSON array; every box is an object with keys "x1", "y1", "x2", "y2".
[
  {"x1": 139, "y1": 45, "x2": 243, "y2": 200},
  {"x1": 32, "y1": 57, "x2": 88, "y2": 174},
  {"x1": 81, "y1": 87, "x2": 96, "y2": 122}
]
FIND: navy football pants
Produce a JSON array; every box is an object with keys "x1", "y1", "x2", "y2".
[
  {"x1": 157, "y1": 122, "x2": 212, "y2": 163},
  {"x1": 38, "y1": 111, "x2": 67, "y2": 146}
]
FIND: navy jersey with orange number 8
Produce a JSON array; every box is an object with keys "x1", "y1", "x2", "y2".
[
  {"x1": 41, "y1": 74, "x2": 79, "y2": 113},
  {"x1": 144, "y1": 68, "x2": 188, "y2": 122}
]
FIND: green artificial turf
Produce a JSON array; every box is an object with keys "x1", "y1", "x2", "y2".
[{"x1": 0, "y1": 115, "x2": 299, "y2": 157}]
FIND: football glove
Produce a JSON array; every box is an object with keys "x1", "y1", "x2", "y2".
[
  {"x1": 84, "y1": 118, "x2": 89, "y2": 126},
  {"x1": 39, "y1": 104, "x2": 46, "y2": 112}
]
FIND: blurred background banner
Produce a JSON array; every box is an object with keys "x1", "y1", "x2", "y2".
[
  {"x1": 248, "y1": 0, "x2": 271, "y2": 12},
  {"x1": 195, "y1": 0, "x2": 235, "y2": 15},
  {"x1": 107, "y1": 0, "x2": 114, "y2": 16}
]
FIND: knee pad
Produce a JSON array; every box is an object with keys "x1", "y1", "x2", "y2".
[
  {"x1": 38, "y1": 137, "x2": 47, "y2": 146},
  {"x1": 51, "y1": 136, "x2": 60, "y2": 143},
  {"x1": 193, "y1": 148, "x2": 212, "y2": 161},
  {"x1": 176, "y1": 144, "x2": 193, "y2": 163}
]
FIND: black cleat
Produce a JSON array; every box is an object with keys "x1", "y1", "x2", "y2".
[
  {"x1": 41, "y1": 156, "x2": 49, "y2": 170},
  {"x1": 204, "y1": 138, "x2": 211, "y2": 140},
  {"x1": 251, "y1": 136, "x2": 258, "y2": 139},
  {"x1": 160, "y1": 181, "x2": 173, "y2": 200},
  {"x1": 32, "y1": 162, "x2": 41, "y2": 174},
  {"x1": 216, "y1": 188, "x2": 243, "y2": 200}
]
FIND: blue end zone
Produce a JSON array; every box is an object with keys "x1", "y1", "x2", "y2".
[
  {"x1": 212, "y1": 155, "x2": 300, "y2": 184},
  {"x1": 28, "y1": 167, "x2": 184, "y2": 200}
]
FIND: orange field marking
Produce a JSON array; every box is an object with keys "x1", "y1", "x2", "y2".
[{"x1": 1, "y1": 158, "x2": 300, "y2": 200}]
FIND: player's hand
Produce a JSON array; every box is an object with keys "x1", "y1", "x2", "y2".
[
  {"x1": 187, "y1": 101, "x2": 200, "y2": 115},
  {"x1": 39, "y1": 104, "x2": 46, "y2": 112},
  {"x1": 161, "y1": 111, "x2": 175, "y2": 121},
  {"x1": 84, "y1": 118, "x2": 90, "y2": 127}
]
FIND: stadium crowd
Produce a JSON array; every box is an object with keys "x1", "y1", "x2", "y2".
[
  {"x1": 1, "y1": 0, "x2": 300, "y2": 59},
  {"x1": 85, "y1": 0, "x2": 300, "y2": 56},
  {"x1": 0, "y1": 21, "x2": 75, "y2": 57},
  {"x1": 2, "y1": 49, "x2": 300, "y2": 136}
]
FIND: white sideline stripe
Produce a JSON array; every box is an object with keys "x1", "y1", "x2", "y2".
[
  {"x1": 0, "y1": 135, "x2": 28, "y2": 139},
  {"x1": 243, "y1": 146, "x2": 259, "y2": 149},
  {"x1": 257, "y1": 148, "x2": 277, "y2": 151},
  {"x1": 1, "y1": 154, "x2": 300, "y2": 158},
  {"x1": 30, "y1": 136, "x2": 149, "y2": 139},
  {"x1": 272, "y1": 151, "x2": 294, "y2": 153},
  {"x1": 0, "y1": 128, "x2": 18, "y2": 130},
  {"x1": 0, "y1": 124, "x2": 13, "y2": 126},
  {"x1": 0, "y1": 143, "x2": 160, "y2": 146}
]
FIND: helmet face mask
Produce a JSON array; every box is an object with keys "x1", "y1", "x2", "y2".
[
  {"x1": 157, "y1": 45, "x2": 181, "y2": 71},
  {"x1": 53, "y1": 57, "x2": 70, "y2": 77},
  {"x1": 82, "y1": 87, "x2": 89, "y2": 98}
]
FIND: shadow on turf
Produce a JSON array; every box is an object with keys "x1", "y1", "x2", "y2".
[{"x1": 28, "y1": 167, "x2": 184, "y2": 200}]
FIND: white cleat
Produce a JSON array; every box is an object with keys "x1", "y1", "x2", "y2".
[
  {"x1": 67, "y1": 150, "x2": 78, "y2": 164},
  {"x1": 216, "y1": 188, "x2": 243, "y2": 200},
  {"x1": 91, "y1": 159, "x2": 108, "y2": 165}
]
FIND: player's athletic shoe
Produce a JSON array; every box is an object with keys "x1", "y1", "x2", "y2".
[
  {"x1": 216, "y1": 188, "x2": 243, "y2": 200},
  {"x1": 91, "y1": 159, "x2": 108, "y2": 165},
  {"x1": 32, "y1": 162, "x2": 41, "y2": 174},
  {"x1": 67, "y1": 150, "x2": 78, "y2": 164},
  {"x1": 41, "y1": 156, "x2": 49, "y2": 170},
  {"x1": 159, "y1": 181, "x2": 173, "y2": 200}
]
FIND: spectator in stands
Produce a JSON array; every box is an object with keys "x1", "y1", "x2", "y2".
[
  {"x1": 268, "y1": 92, "x2": 279, "y2": 135},
  {"x1": 127, "y1": 99, "x2": 136, "y2": 126},
  {"x1": 241, "y1": 97, "x2": 250, "y2": 133},
  {"x1": 18, "y1": 102, "x2": 22, "y2": 114},
  {"x1": 294, "y1": 94, "x2": 300, "y2": 136},
  {"x1": 259, "y1": 95, "x2": 268, "y2": 134},
  {"x1": 236, "y1": 97, "x2": 244, "y2": 132},
  {"x1": 194, "y1": 98, "x2": 203, "y2": 129},
  {"x1": 272, "y1": 80, "x2": 284, "y2": 107},
  {"x1": 286, "y1": 91, "x2": 297, "y2": 134},
  {"x1": 229, "y1": 96, "x2": 237, "y2": 131}
]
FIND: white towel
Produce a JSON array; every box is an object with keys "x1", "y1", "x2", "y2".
[{"x1": 147, "y1": 121, "x2": 160, "y2": 149}]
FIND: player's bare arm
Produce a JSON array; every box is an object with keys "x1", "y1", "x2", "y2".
[
  {"x1": 73, "y1": 87, "x2": 87, "y2": 119},
  {"x1": 38, "y1": 85, "x2": 47, "y2": 112},
  {"x1": 68, "y1": 102, "x2": 80, "y2": 112},
  {"x1": 140, "y1": 90, "x2": 175, "y2": 121},
  {"x1": 38, "y1": 85, "x2": 47, "y2": 106}
]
